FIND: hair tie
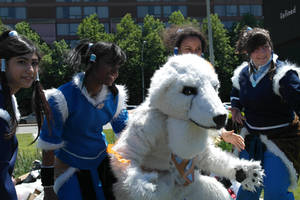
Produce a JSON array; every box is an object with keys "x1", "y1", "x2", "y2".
[
  {"x1": 1, "y1": 59, "x2": 5, "y2": 72},
  {"x1": 246, "y1": 27, "x2": 253, "y2": 32},
  {"x1": 36, "y1": 72, "x2": 40, "y2": 81},
  {"x1": 174, "y1": 47, "x2": 178, "y2": 55},
  {"x1": 90, "y1": 54, "x2": 96, "y2": 62},
  {"x1": 176, "y1": 28, "x2": 183, "y2": 33},
  {"x1": 8, "y1": 31, "x2": 18, "y2": 37}
]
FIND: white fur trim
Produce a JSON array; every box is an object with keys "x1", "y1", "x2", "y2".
[
  {"x1": 260, "y1": 134, "x2": 298, "y2": 190},
  {"x1": 113, "y1": 85, "x2": 128, "y2": 118},
  {"x1": 0, "y1": 108, "x2": 10, "y2": 124},
  {"x1": 53, "y1": 167, "x2": 78, "y2": 194},
  {"x1": 73, "y1": 72, "x2": 109, "y2": 107},
  {"x1": 12, "y1": 95, "x2": 20, "y2": 121},
  {"x1": 231, "y1": 62, "x2": 248, "y2": 90},
  {"x1": 44, "y1": 88, "x2": 69, "y2": 123},
  {"x1": 272, "y1": 62, "x2": 300, "y2": 97},
  {"x1": 36, "y1": 137, "x2": 64, "y2": 150}
]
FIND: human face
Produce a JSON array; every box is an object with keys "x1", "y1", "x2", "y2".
[
  {"x1": 6, "y1": 53, "x2": 39, "y2": 94},
  {"x1": 179, "y1": 36, "x2": 202, "y2": 56},
  {"x1": 92, "y1": 63, "x2": 120, "y2": 86},
  {"x1": 250, "y1": 43, "x2": 272, "y2": 68}
]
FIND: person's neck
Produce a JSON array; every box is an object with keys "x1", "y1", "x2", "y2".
[
  {"x1": 85, "y1": 74, "x2": 102, "y2": 97},
  {"x1": 7, "y1": 83, "x2": 20, "y2": 95}
]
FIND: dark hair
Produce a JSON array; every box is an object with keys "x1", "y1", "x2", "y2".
[
  {"x1": 162, "y1": 25, "x2": 207, "y2": 54},
  {"x1": 67, "y1": 40, "x2": 126, "y2": 97},
  {"x1": 0, "y1": 30, "x2": 51, "y2": 140},
  {"x1": 236, "y1": 27, "x2": 273, "y2": 55},
  {"x1": 237, "y1": 27, "x2": 276, "y2": 80}
]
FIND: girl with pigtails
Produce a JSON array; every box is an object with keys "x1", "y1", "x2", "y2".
[
  {"x1": 0, "y1": 29, "x2": 51, "y2": 200},
  {"x1": 37, "y1": 40, "x2": 128, "y2": 200},
  {"x1": 231, "y1": 27, "x2": 300, "y2": 200}
]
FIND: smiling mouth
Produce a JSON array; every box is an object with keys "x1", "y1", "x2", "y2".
[{"x1": 189, "y1": 119, "x2": 220, "y2": 129}]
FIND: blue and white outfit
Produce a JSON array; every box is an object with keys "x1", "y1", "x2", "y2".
[
  {"x1": 37, "y1": 73, "x2": 128, "y2": 200},
  {"x1": 0, "y1": 93, "x2": 20, "y2": 200},
  {"x1": 231, "y1": 54, "x2": 300, "y2": 200}
]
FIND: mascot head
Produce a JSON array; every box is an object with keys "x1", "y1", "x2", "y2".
[{"x1": 149, "y1": 54, "x2": 227, "y2": 130}]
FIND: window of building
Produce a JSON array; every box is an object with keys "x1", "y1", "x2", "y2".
[
  {"x1": 137, "y1": 0, "x2": 160, "y2": 2},
  {"x1": 222, "y1": 21, "x2": 234, "y2": 29},
  {"x1": 57, "y1": 23, "x2": 79, "y2": 35},
  {"x1": 214, "y1": 5, "x2": 237, "y2": 16},
  {"x1": 163, "y1": 5, "x2": 187, "y2": 17},
  {"x1": 56, "y1": 0, "x2": 80, "y2": 2},
  {"x1": 226, "y1": 5, "x2": 237, "y2": 16},
  {"x1": 214, "y1": 5, "x2": 225, "y2": 16},
  {"x1": 0, "y1": 7, "x2": 26, "y2": 19},
  {"x1": 0, "y1": 0, "x2": 25, "y2": 2},
  {"x1": 57, "y1": 6, "x2": 82, "y2": 19},
  {"x1": 83, "y1": 6, "x2": 108, "y2": 18},
  {"x1": 103, "y1": 22, "x2": 109, "y2": 32},
  {"x1": 84, "y1": 0, "x2": 108, "y2": 2},
  {"x1": 137, "y1": 6, "x2": 161, "y2": 18},
  {"x1": 240, "y1": 5, "x2": 262, "y2": 16}
]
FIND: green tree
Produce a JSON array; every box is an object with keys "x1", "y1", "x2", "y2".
[
  {"x1": 77, "y1": 13, "x2": 114, "y2": 42},
  {"x1": 202, "y1": 14, "x2": 238, "y2": 101},
  {"x1": 141, "y1": 15, "x2": 167, "y2": 96},
  {"x1": 168, "y1": 10, "x2": 199, "y2": 27},
  {"x1": 114, "y1": 14, "x2": 143, "y2": 104}
]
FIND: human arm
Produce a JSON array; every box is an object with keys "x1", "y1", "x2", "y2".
[{"x1": 110, "y1": 109, "x2": 128, "y2": 138}]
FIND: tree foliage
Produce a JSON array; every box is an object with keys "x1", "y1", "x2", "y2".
[
  {"x1": 202, "y1": 14, "x2": 238, "y2": 101},
  {"x1": 77, "y1": 14, "x2": 114, "y2": 42}
]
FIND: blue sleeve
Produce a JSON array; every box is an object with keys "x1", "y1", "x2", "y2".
[
  {"x1": 230, "y1": 87, "x2": 243, "y2": 110},
  {"x1": 110, "y1": 109, "x2": 128, "y2": 135},
  {"x1": 39, "y1": 94, "x2": 65, "y2": 147},
  {"x1": 0, "y1": 119, "x2": 18, "y2": 200},
  {"x1": 279, "y1": 70, "x2": 300, "y2": 115}
]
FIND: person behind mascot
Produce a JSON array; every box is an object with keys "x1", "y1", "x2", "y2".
[
  {"x1": 231, "y1": 27, "x2": 300, "y2": 200},
  {"x1": 0, "y1": 29, "x2": 51, "y2": 200},
  {"x1": 37, "y1": 40, "x2": 128, "y2": 200},
  {"x1": 162, "y1": 24, "x2": 245, "y2": 152}
]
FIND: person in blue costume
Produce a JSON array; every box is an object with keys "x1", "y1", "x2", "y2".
[
  {"x1": 231, "y1": 27, "x2": 300, "y2": 200},
  {"x1": 162, "y1": 25, "x2": 245, "y2": 151},
  {"x1": 0, "y1": 29, "x2": 51, "y2": 200},
  {"x1": 37, "y1": 40, "x2": 128, "y2": 200}
]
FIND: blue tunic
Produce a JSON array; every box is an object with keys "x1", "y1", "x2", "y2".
[
  {"x1": 0, "y1": 92, "x2": 18, "y2": 200},
  {"x1": 38, "y1": 73, "x2": 128, "y2": 199}
]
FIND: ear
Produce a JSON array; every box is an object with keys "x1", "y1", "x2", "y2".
[{"x1": 148, "y1": 65, "x2": 177, "y2": 107}]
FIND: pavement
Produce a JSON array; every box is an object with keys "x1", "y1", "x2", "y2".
[{"x1": 16, "y1": 123, "x2": 112, "y2": 136}]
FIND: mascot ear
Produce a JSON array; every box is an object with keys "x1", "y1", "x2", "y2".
[{"x1": 148, "y1": 64, "x2": 177, "y2": 107}]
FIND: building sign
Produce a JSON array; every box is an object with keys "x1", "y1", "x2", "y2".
[{"x1": 280, "y1": 6, "x2": 296, "y2": 20}]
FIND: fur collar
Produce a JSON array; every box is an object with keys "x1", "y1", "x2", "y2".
[{"x1": 273, "y1": 62, "x2": 300, "y2": 97}]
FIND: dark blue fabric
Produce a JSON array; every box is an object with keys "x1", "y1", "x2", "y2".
[{"x1": 0, "y1": 92, "x2": 18, "y2": 200}]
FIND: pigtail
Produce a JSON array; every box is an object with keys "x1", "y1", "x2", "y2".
[
  {"x1": 30, "y1": 79, "x2": 52, "y2": 144},
  {"x1": 1, "y1": 71, "x2": 18, "y2": 139}
]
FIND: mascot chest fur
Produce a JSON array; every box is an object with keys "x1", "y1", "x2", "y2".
[{"x1": 110, "y1": 54, "x2": 264, "y2": 200}]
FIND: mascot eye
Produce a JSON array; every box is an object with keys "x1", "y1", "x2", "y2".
[
  {"x1": 182, "y1": 86, "x2": 197, "y2": 96},
  {"x1": 213, "y1": 83, "x2": 219, "y2": 90}
]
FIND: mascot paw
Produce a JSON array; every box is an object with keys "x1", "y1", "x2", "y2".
[{"x1": 235, "y1": 163, "x2": 264, "y2": 192}]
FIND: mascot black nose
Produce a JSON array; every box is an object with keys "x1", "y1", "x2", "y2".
[{"x1": 213, "y1": 114, "x2": 227, "y2": 129}]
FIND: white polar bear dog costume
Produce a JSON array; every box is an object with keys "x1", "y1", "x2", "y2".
[{"x1": 110, "y1": 54, "x2": 264, "y2": 200}]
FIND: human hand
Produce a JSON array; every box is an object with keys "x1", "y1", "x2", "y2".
[
  {"x1": 230, "y1": 107, "x2": 245, "y2": 125},
  {"x1": 221, "y1": 129, "x2": 245, "y2": 152},
  {"x1": 43, "y1": 186, "x2": 58, "y2": 200}
]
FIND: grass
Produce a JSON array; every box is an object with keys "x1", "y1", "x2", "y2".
[{"x1": 15, "y1": 131, "x2": 300, "y2": 199}]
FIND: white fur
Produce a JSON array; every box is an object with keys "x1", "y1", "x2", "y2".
[
  {"x1": 111, "y1": 54, "x2": 264, "y2": 200},
  {"x1": 44, "y1": 88, "x2": 69, "y2": 123},
  {"x1": 231, "y1": 62, "x2": 247, "y2": 90},
  {"x1": 36, "y1": 137, "x2": 64, "y2": 150},
  {"x1": 53, "y1": 167, "x2": 78, "y2": 194},
  {"x1": 12, "y1": 95, "x2": 20, "y2": 121},
  {"x1": 273, "y1": 62, "x2": 300, "y2": 97},
  {"x1": 73, "y1": 72, "x2": 128, "y2": 118}
]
